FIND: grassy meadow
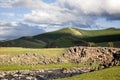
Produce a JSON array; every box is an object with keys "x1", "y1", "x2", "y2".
[
  {"x1": 0, "y1": 46, "x2": 119, "y2": 80},
  {"x1": 0, "y1": 47, "x2": 65, "y2": 70},
  {"x1": 56, "y1": 66, "x2": 120, "y2": 80},
  {"x1": 0, "y1": 47, "x2": 65, "y2": 57},
  {"x1": 0, "y1": 47, "x2": 85, "y2": 71},
  {"x1": 0, "y1": 63, "x2": 84, "y2": 71},
  {"x1": 0, "y1": 47, "x2": 99, "y2": 71}
]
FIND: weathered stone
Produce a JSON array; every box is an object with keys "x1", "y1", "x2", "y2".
[
  {"x1": 26, "y1": 76, "x2": 34, "y2": 80},
  {"x1": 36, "y1": 75, "x2": 46, "y2": 80},
  {"x1": 64, "y1": 47, "x2": 120, "y2": 67}
]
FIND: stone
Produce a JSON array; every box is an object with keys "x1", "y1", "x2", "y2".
[
  {"x1": 4, "y1": 74, "x2": 13, "y2": 79},
  {"x1": 13, "y1": 74, "x2": 19, "y2": 77},
  {"x1": 0, "y1": 75, "x2": 4, "y2": 78},
  {"x1": 36, "y1": 75, "x2": 46, "y2": 80},
  {"x1": 26, "y1": 76, "x2": 33, "y2": 80}
]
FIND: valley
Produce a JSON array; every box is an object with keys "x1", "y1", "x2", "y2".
[
  {"x1": 0, "y1": 46, "x2": 119, "y2": 80},
  {"x1": 1, "y1": 0, "x2": 120, "y2": 80},
  {"x1": 0, "y1": 28, "x2": 120, "y2": 80}
]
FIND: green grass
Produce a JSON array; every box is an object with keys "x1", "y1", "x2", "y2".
[
  {"x1": 0, "y1": 63, "x2": 91, "y2": 71},
  {"x1": 50, "y1": 37, "x2": 77, "y2": 48},
  {"x1": 54, "y1": 28, "x2": 82, "y2": 36},
  {"x1": 0, "y1": 47, "x2": 65, "y2": 57},
  {"x1": 88, "y1": 41, "x2": 120, "y2": 47},
  {"x1": 0, "y1": 61, "x2": 99, "y2": 71},
  {"x1": 0, "y1": 62, "x2": 99, "y2": 71},
  {"x1": 57, "y1": 66, "x2": 120, "y2": 80},
  {"x1": 75, "y1": 28, "x2": 120, "y2": 42},
  {"x1": 76, "y1": 28, "x2": 120, "y2": 37}
]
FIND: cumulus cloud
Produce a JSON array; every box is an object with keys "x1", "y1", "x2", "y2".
[
  {"x1": 0, "y1": 20, "x2": 45, "y2": 40},
  {"x1": 0, "y1": 0, "x2": 13, "y2": 8},
  {"x1": 1, "y1": 0, "x2": 120, "y2": 25},
  {"x1": 12, "y1": 0, "x2": 49, "y2": 9},
  {"x1": 21, "y1": 0, "x2": 120, "y2": 28},
  {"x1": 0, "y1": 0, "x2": 120, "y2": 40},
  {"x1": 24, "y1": 9, "x2": 77, "y2": 25}
]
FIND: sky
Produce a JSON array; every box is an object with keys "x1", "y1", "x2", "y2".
[{"x1": 0, "y1": 0, "x2": 120, "y2": 40}]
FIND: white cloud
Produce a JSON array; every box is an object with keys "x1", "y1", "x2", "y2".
[
  {"x1": 0, "y1": 0, "x2": 13, "y2": 8},
  {"x1": 1, "y1": 0, "x2": 120, "y2": 23},
  {"x1": 105, "y1": 0, "x2": 120, "y2": 14},
  {"x1": 21, "y1": 0, "x2": 120, "y2": 28},
  {"x1": 11, "y1": 0, "x2": 51, "y2": 9},
  {"x1": 58, "y1": 0, "x2": 120, "y2": 14},
  {"x1": 0, "y1": 20, "x2": 45, "y2": 40},
  {"x1": 24, "y1": 9, "x2": 77, "y2": 25}
]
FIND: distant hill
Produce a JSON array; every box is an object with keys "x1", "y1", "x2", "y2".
[{"x1": 0, "y1": 27, "x2": 120, "y2": 48}]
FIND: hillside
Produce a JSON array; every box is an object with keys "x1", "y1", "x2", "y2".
[
  {"x1": 57, "y1": 66, "x2": 120, "y2": 80},
  {"x1": 0, "y1": 27, "x2": 120, "y2": 48}
]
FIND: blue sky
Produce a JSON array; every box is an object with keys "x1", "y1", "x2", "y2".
[
  {"x1": 0, "y1": 7, "x2": 31, "y2": 22},
  {"x1": 43, "y1": 0, "x2": 56, "y2": 3},
  {"x1": 0, "y1": 0, "x2": 120, "y2": 40}
]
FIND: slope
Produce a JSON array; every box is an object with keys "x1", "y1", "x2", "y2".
[
  {"x1": 57, "y1": 66, "x2": 120, "y2": 80},
  {"x1": 0, "y1": 27, "x2": 120, "y2": 48}
]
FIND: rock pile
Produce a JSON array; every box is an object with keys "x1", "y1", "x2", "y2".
[
  {"x1": 0, "y1": 47, "x2": 119, "y2": 68},
  {"x1": 64, "y1": 47, "x2": 120, "y2": 68},
  {"x1": 0, "y1": 53, "x2": 64, "y2": 65},
  {"x1": 0, "y1": 68, "x2": 91, "y2": 80}
]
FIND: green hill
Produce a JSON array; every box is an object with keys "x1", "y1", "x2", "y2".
[{"x1": 0, "y1": 27, "x2": 120, "y2": 48}]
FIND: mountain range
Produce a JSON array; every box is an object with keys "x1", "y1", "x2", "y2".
[{"x1": 0, "y1": 27, "x2": 120, "y2": 48}]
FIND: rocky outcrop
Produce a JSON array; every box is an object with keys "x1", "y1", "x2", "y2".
[
  {"x1": 0, "y1": 47, "x2": 119, "y2": 67},
  {"x1": 0, "y1": 53, "x2": 64, "y2": 65},
  {"x1": 0, "y1": 46, "x2": 119, "y2": 79},
  {"x1": 63, "y1": 47, "x2": 120, "y2": 68},
  {"x1": 0, "y1": 68, "x2": 92, "y2": 80}
]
